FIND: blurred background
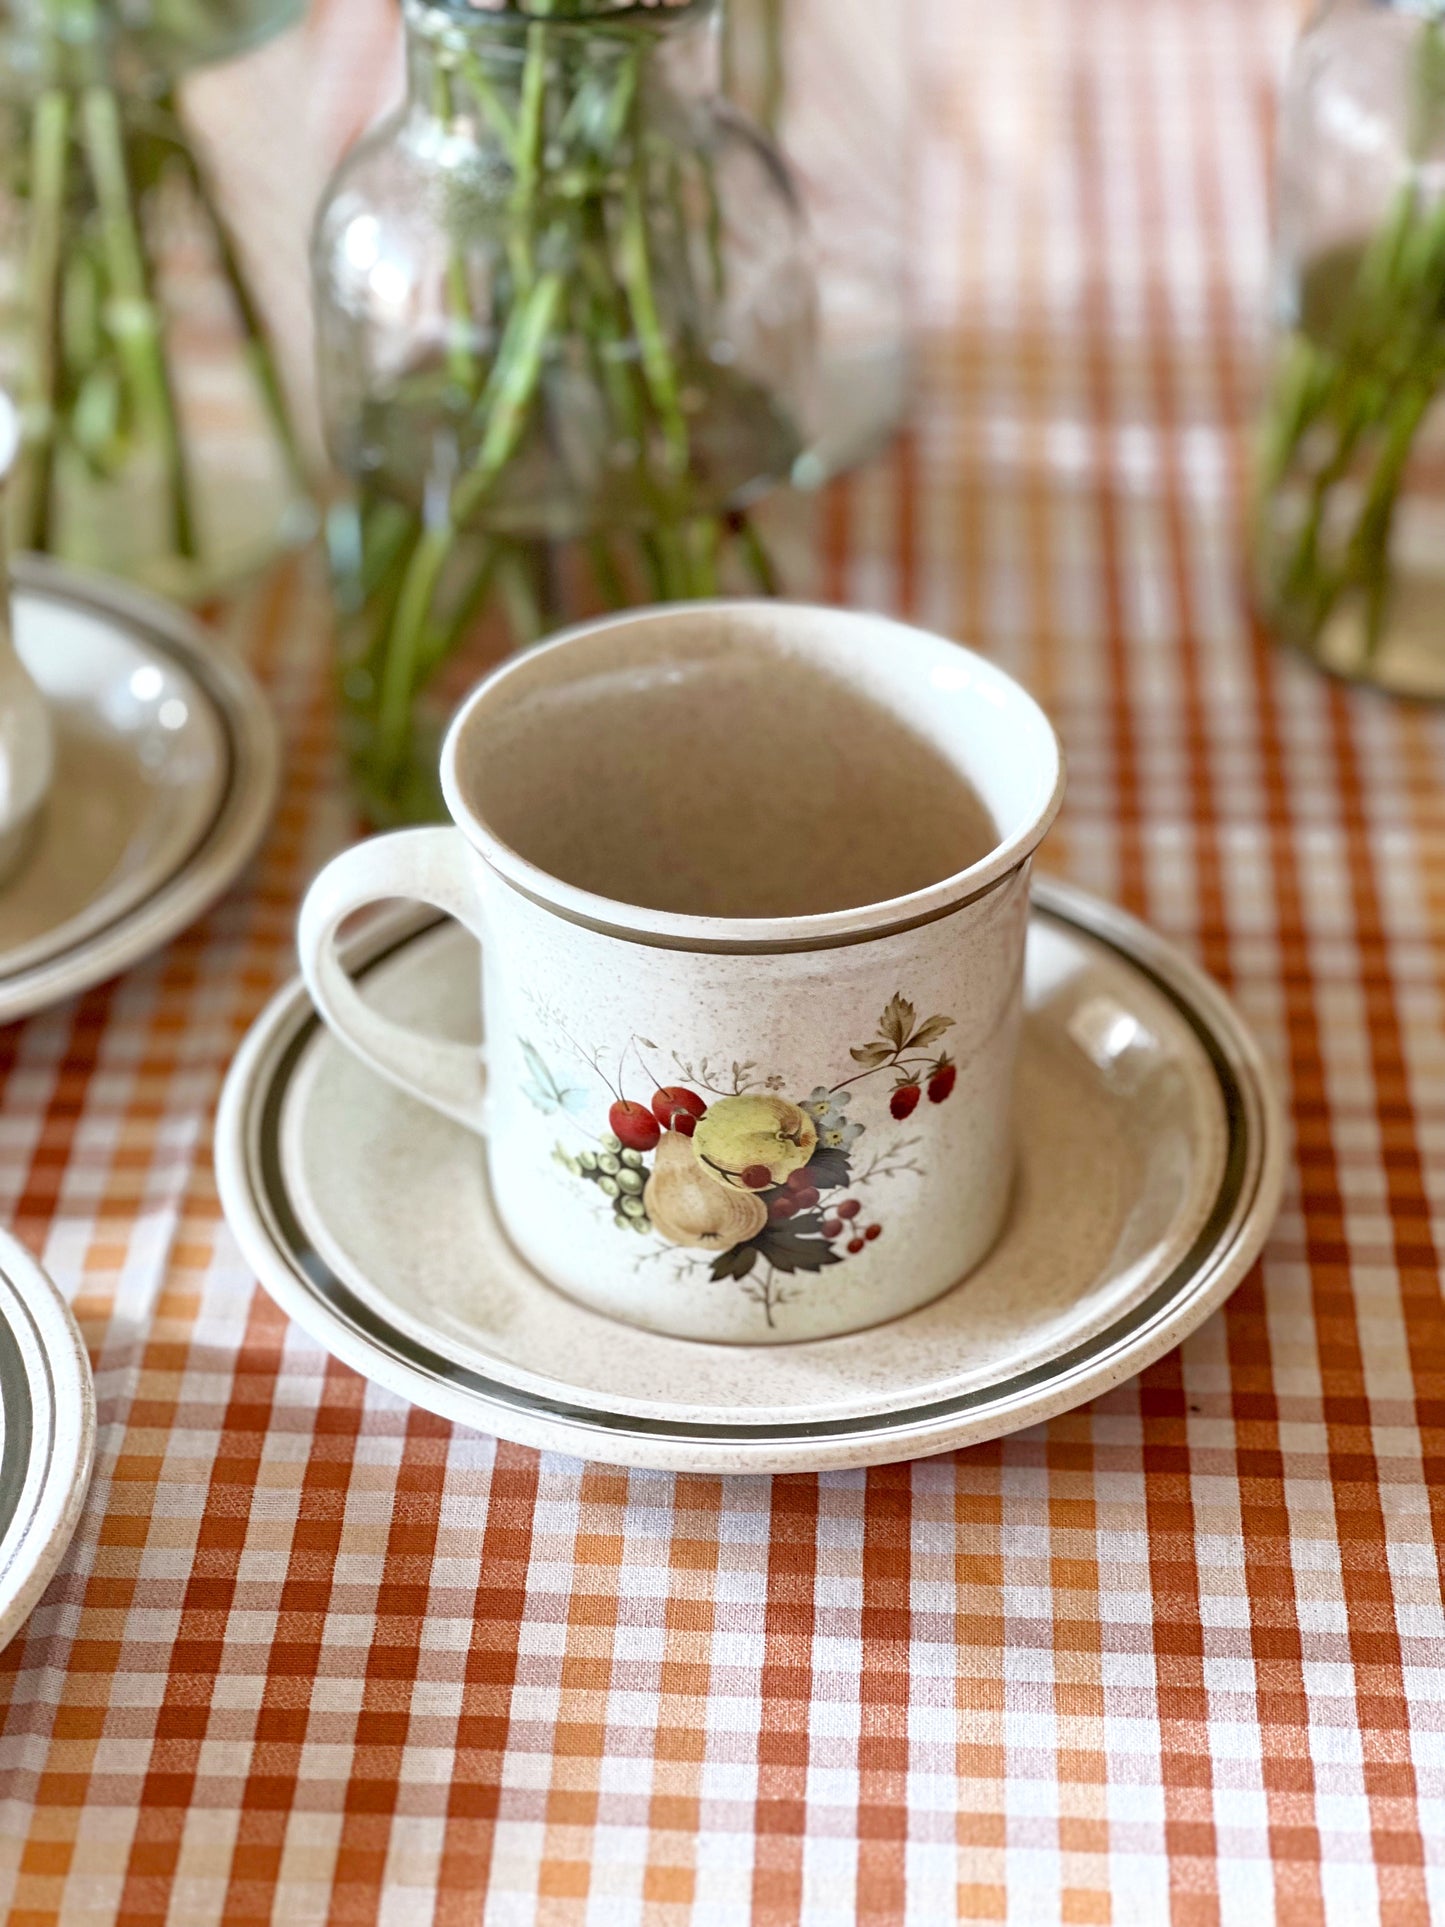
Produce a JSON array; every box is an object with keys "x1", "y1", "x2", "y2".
[{"x1": 178, "y1": 0, "x2": 1291, "y2": 830}]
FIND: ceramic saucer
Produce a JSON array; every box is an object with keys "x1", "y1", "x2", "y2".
[
  {"x1": 216, "y1": 879, "x2": 1285, "y2": 1474},
  {"x1": 0, "y1": 555, "x2": 279, "y2": 1023},
  {"x1": 0, "y1": 1226, "x2": 95, "y2": 1654}
]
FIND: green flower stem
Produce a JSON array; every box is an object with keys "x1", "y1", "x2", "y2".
[
  {"x1": 497, "y1": 541, "x2": 546, "y2": 647},
  {"x1": 725, "y1": 0, "x2": 786, "y2": 134},
  {"x1": 758, "y1": 0, "x2": 786, "y2": 133},
  {"x1": 423, "y1": 538, "x2": 501, "y2": 671},
  {"x1": 370, "y1": 269, "x2": 565, "y2": 777},
  {"x1": 6, "y1": 2, "x2": 305, "y2": 581},
  {"x1": 344, "y1": 14, "x2": 792, "y2": 819},
  {"x1": 508, "y1": 24, "x2": 549, "y2": 291},
  {"x1": 431, "y1": 65, "x2": 481, "y2": 393},
  {"x1": 170, "y1": 119, "x2": 308, "y2": 493},
  {"x1": 620, "y1": 177, "x2": 689, "y2": 475},
  {"x1": 18, "y1": 86, "x2": 70, "y2": 549},
  {"x1": 374, "y1": 523, "x2": 452, "y2": 771},
  {"x1": 689, "y1": 515, "x2": 720, "y2": 596},
  {"x1": 1257, "y1": 18, "x2": 1445, "y2": 662},
  {"x1": 456, "y1": 50, "x2": 521, "y2": 165},
  {"x1": 457, "y1": 270, "x2": 566, "y2": 521},
  {"x1": 78, "y1": 83, "x2": 197, "y2": 557},
  {"x1": 1355, "y1": 375, "x2": 1437, "y2": 655},
  {"x1": 732, "y1": 510, "x2": 780, "y2": 594}
]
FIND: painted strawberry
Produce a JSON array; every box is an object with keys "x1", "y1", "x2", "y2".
[
  {"x1": 890, "y1": 1075, "x2": 922, "y2": 1121},
  {"x1": 927, "y1": 1055, "x2": 957, "y2": 1104},
  {"x1": 610, "y1": 1100, "x2": 661, "y2": 1153},
  {"x1": 651, "y1": 1086, "x2": 707, "y2": 1137}
]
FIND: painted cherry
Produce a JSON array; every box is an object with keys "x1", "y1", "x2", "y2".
[
  {"x1": 890, "y1": 1078, "x2": 921, "y2": 1121},
  {"x1": 741, "y1": 1164, "x2": 774, "y2": 1192},
  {"x1": 652, "y1": 1087, "x2": 707, "y2": 1136},
  {"x1": 847, "y1": 1237, "x2": 865, "y2": 1255},
  {"x1": 785, "y1": 1168, "x2": 815, "y2": 1193},
  {"x1": 928, "y1": 1056, "x2": 957, "y2": 1104},
  {"x1": 865, "y1": 1224, "x2": 883, "y2": 1242},
  {"x1": 793, "y1": 1186, "x2": 820, "y2": 1211},
  {"x1": 836, "y1": 1199, "x2": 862, "y2": 1221},
  {"x1": 769, "y1": 1195, "x2": 798, "y2": 1221},
  {"x1": 823, "y1": 1217, "x2": 844, "y2": 1238},
  {"x1": 609, "y1": 1100, "x2": 661, "y2": 1153}
]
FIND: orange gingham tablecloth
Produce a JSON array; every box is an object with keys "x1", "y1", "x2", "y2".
[{"x1": 6, "y1": 0, "x2": 1445, "y2": 1922}]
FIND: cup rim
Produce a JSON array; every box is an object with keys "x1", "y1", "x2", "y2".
[{"x1": 439, "y1": 601, "x2": 1066, "y2": 955}]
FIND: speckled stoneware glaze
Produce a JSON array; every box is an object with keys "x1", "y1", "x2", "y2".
[{"x1": 298, "y1": 603, "x2": 1065, "y2": 1345}]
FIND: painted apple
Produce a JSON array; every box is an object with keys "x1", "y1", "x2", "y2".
[{"x1": 691, "y1": 1095, "x2": 818, "y2": 1190}]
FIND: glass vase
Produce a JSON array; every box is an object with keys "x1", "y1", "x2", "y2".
[
  {"x1": 724, "y1": 0, "x2": 912, "y2": 481},
  {"x1": 313, "y1": 0, "x2": 815, "y2": 828},
  {"x1": 1254, "y1": 0, "x2": 1445, "y2": 697},
  {"x1": 0, "y1": 0, "x2": 311, "y2": 599}
]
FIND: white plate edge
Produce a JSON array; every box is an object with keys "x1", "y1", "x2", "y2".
[{"x1": 0, "y1": 1229, "x2": 97, "y2": 1650}]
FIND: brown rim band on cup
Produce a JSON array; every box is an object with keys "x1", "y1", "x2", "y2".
[{"x1": 490, "y1": 859, "x2": 1025, "y2": 955}]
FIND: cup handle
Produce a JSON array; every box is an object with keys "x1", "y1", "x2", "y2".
[{"x1": 296, "y1": 827, "x2": 489, "y2": 1137}]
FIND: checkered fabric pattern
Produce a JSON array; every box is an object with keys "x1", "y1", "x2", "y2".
[{"x1": 3, "y1": 0, "x2": 1445, "y2": 1920}]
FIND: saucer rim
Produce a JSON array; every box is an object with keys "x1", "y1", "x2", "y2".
[
  {"x1": 0, "y1": 556, "x2": 279, "y2": 1024},
  {"x1": 217, "y1": 879, "x2": 1286, "y2": 1473},
  {"x1": 0, "y1": 1226, "x2": 96, "y2": 1655}
]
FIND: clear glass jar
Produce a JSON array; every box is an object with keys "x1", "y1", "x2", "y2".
[
  {"x1": 0, "y1": 0, "x2": 310, "y2": 598},
  {"x1": 313, "y1": 0, "x2": 814, "y2": 827},
  {"x1": 724, "y1": 0, "x2": 912, "y2": 481},
  {"x1": 1255, "y1": 0, "x2": 1445, "y2": 696}
]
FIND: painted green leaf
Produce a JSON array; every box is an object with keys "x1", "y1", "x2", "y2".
[
  {"x1": 907, "y1": 1013, "x2": 957, "y2": 1051},
  {"x1": 751, "y1": 1212, "x2": 845, "y2": 1275},
  {"x1": 804, "y1": 1146, "x2": 852, "y2": 1191},
  {"x1": 879, "y1": 994, "x2": 916, "y2": 1050},
  {"x1": 710, "y1": 1245, "x2": 758, "y2": 1282},
  {"x1": 849, "y1": 1041, "x2": 895, "y2": 1068}
]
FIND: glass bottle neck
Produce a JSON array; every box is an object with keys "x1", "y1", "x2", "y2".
[{"x1": 402, "y1": 0, "x2": 722, "y2": 122}]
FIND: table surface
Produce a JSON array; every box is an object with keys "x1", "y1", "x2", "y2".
[{"x1": 7, "y1": 1, "x2": 1445, "y2": 1923}]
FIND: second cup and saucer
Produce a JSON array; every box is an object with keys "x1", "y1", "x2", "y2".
[
  {"x1": 219, "y1": 602, "x2": 1285, "y2": 1473},
  {"x1": 0, "y1": 556, "x2": 279, "y2": 1023}
]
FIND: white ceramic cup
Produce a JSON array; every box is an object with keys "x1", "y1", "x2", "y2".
[{"x1": 298, "y1": 603, "x2": 1064, "y2": 1345}]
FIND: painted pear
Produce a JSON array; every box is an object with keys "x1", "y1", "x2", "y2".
[{"x1": 643, "y1": 1130, "x2": 768, "y2": 1251}]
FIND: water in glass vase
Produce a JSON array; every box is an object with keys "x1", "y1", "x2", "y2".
[
  {"x1": 314, "y1": 0, "x2": 814, "y2": 828},
  {"x1": 330, "y1": 364, "x2": 799, "y2": 828},
  {"x1": 1255, "y1": 233, "x2": 1445, "y2": 698},
  {"x1": 0, "y1": 0, "x2": 310, "y2": 597}
]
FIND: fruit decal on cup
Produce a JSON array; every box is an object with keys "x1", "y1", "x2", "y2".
[{"x1": 535, "y1": 994, "x2": 958, "y2": 1328}]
